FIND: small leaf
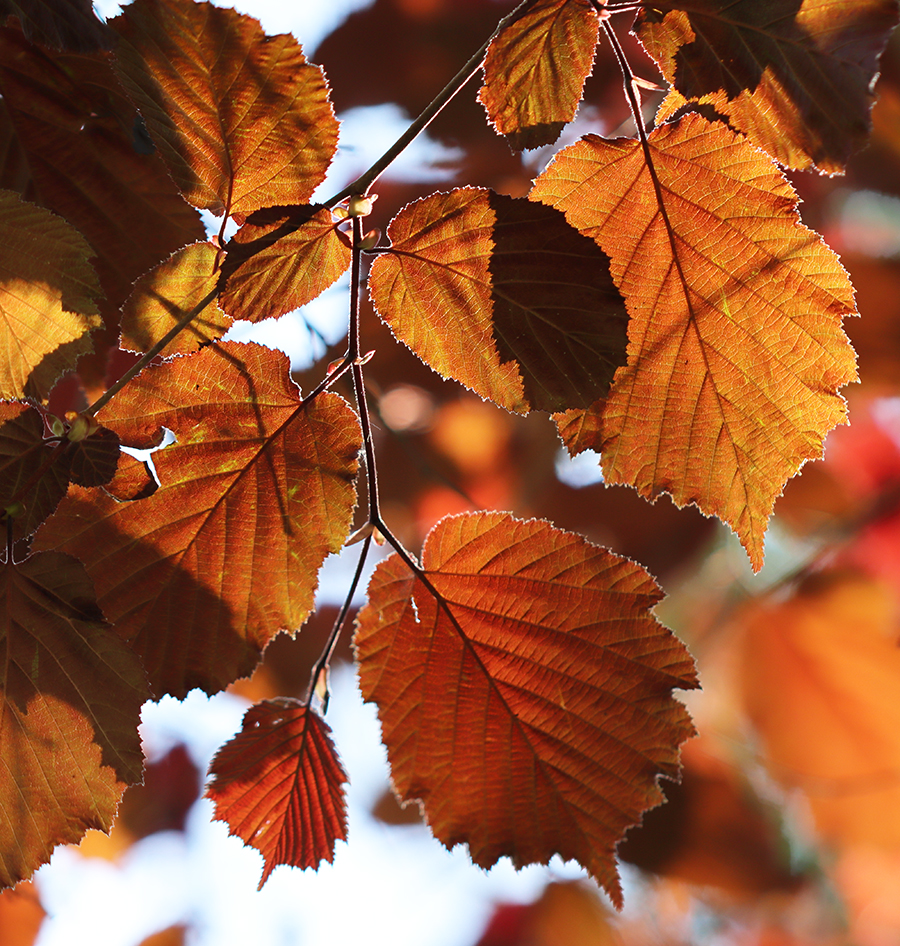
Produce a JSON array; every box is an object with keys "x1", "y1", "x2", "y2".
[
  {"x1": 479, "y1": 0, "x2": 599, "y2": 150},
  {"x1": 121, "y1": 242, "x2": 230, "y2": 356},
  {"x1": 636, "y1": 0, "x2": 900, "y2": 173},
  {"x1": 531, "y1": 115, "x2": 858, "y2": 569},
  {"x1": 35, "y1": 342, "x2": 361, "y2": 698},
  {"x1": 354, "y1": 511, "x2": 698, "y2": 906},
  {"x1": 112, "y1": 0, "x2": 339, "y2": 215},
  {"x1": 0, "y1": 191, "x2": 101, "y2": 399},
  {"x1": 67, "y1": 425, "x2": 120, "y2": 487},
  {"x1": 0, "y1": 402, "x2": 69, "y2": 537},
  {"x1": 207, "y1": 699, "x2": 348, "y2": 888},
  {"x1": 369, "y1": 188, "x2": 628, "y2": 414},
  {"x1": 220, "y1": 205, "x2": 350, "y2": 322},
  {"x1": 0, "y1": 551, "x2": 149, "y2": 887}
]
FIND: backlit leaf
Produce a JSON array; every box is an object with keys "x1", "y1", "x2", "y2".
[
  {"x1": 112, "y1": 0, "x2": 339, "y2": 216},
  {"x1": 354, "y1": 511, "x2": 698, "y2": 906},
  {"x1": 739, "y1": 571, "x2": 900, "y2": 848},
  {"x1": 0, "y1": 191, "x2": 101, "y2": 399},
  {"x1": 221, "y1": 205, "x2": 350, "y2": 322},
  {"x1": 207, "y1": 699, "x2": 348, "y2": 888},
  {"x1": 35, "y1": 342, "x2": 361, "y2": 698},
  {"x1": 369, "y1": 188, "x2": 629, "y2": 414},
  {"x1": 636, "y1": 0, "x2": 900, "y2": 174},
  {"x1": 121, "y1": 242, "x2": 230, "y2": 357},
  {"x1": 479, "y1": 0, "x2": 599, "y2": 150},
  {"x1": 532, "y1": 115, "x2": 857, "y2": 569},
  {"x1": 0, "y1": 551, "x2": 149, "y2": 886},
  {"x1": 0, "y1": 403, "x2": 69, "y2": 537}
]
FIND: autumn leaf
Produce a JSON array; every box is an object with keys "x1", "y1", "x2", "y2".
[
  {"x1": 66, "y1": 424, "x2": 120, "y2": 488},
  {"x1": 368, "y1": 188, "x2": 629, "y2": 414},
  {"x1": 220, "y1": 205, "x2": 351, "y2": 323},
  {"x1": 112, "y1": 0, "x2": 339, "y2": 216},
  {"x1": 0, "y1": 191, "x2": 101, "y2": 400},
  {"x1": 354, "y1": 511, "x2": 697, "y2": 906},
  {"x1": 207, "y1": 699, "x2": 348, "y2": 888},
  {"x1": 35, "y1": 342, "x2": 361, "y2": 698},
  {"x1": 636, "y1": 0, "x2": 900, "y2": 174},
  {"x1": 479, "y1": 0, "x2": 599, "y2": 150},
  {"x1": 0, "y1": 0, "x2": 112, "y2": 52},
  {"x1": 739, "y1": 570, "x2": 900, "y2": 849},
  {"x1": 121, "y1": 242, "x2": 230, "y2": 356},
  {"x1": 531, "y1": 114, "x2": 857, "y2": 569},
  {"x1": 0, "y1": 551, "x2": 149, "y2": 886}
]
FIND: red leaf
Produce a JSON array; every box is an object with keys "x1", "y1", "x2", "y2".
[
  {"x1": 354, "y1": 511, "x2": 698, "y2": 906},
  {"x1": 207, "y1": 699, "x2": 348, "y2": 888}
]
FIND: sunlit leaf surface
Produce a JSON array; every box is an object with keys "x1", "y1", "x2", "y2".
[{"x1": 355, "y1": 511, "x2": 697, "y2": 906}]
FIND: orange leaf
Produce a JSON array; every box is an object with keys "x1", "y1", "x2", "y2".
[
  {"x1": 354, "y1": 511, "x2": 697, "y2": 906},
  {"x1": 121, "y1": 242, "x2": 230, "y2": 356},
  {"x1": 532, "y1": 114, "x2": 857, "y2": 569},
  {"x1": 35, "y1": 342, "x2": 361, "y2": 698},
  {"x1": 221, "y1": 205, "x2": 351, "y2": 322},
  {"x1": 479, "y1": 0, "x2": 599, "y2": 150},
  {"x1": 0, "y1": 551, "x2": 149, "y2": 887},
  {"x1": 636, "y1": 0, "x2": 900, "y2": 174},
  {"x1": 740, "y1": 570, "x2": 900, "y2": 849},
  {"x1": 207, "y1": 699, "x2": 348, "y2": 888},
  {"x1": 0, "y1": 191, "x2": 101, "y2": 399},
  {"x1": 369, "y1": 188, "x2": 628, "y2": 413},
  {"x1": 112, "y1": 0, "x2": 339, "y2": 216}
]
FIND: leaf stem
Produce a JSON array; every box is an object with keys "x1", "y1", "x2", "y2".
[
  {"x1": 85, "y1": 285, "x2": 220, "y2": 417},
  {"x1": 323, "y1": 0, "x2": 541, "y2": 206},
  {"x1": 306, "y1": 532, "x2": 373, "y2": 714}
]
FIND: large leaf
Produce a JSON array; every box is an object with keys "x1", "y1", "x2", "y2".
[
  {"x1": 479, "y1": 0, "x2": 599, "y2": 150},
  {"x1": 0, "y1": 551, "x2": 149, "y2": 887},
  {"x1": 121, "y1": 242, "x2": 231, "y2": 357},
  {"x1": 207, "y1": 699, "x2": 348, "y2": 888},
  {"x1": 112, "y1": 0, "x2": 339, "y2": 216},
  {"x1": 354, "y1": 511, "x2": 698, "y2": 906},
  {"x1": 636, "y1": 0, "x2": 900, "y2": 174},
  {"x1": 531, "y1": 114, "x2": 857, "y2": 569},
  {"x1": 35, "y1": 342, "x2": 361, "y2": 698},
  {"x1": 220, "y1": 205, "x2": 350, "y2": 323},
  {"x1": 0, "y1": 191, "x2": 101, "y2": 399},
  {"x1": 368, "y1": 188, "x2": 629, "y2": 414}
]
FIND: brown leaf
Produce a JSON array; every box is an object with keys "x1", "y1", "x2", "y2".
[
  {"x1": 369, "y1": 188, "x2": 628, "y2": 414},
  {"x1": 0, "y1": 402, "x2": 69, "y2": 537},
  {"x1": 221, "y1": 205, "x2": 350, "y2": 322},
  {"x1": 354, "y1": 511, "x2": 698, "y2": 906},
  {"x1": 0, "y1": 190, "x2": 101, "y2": 399},
  {"x1": 121, "y1": 242, "x2": 230, "y2": 356},
  {"x1": 112, "y1": 0, "x2": 339, "y2": 216},
  {"x1": 207, "y1": 698, "x2": 348, "y2": 888},
  {"x1": 0, "y1": 551, "x2": 149, "y2": 887},
  {"x1": 479, "y1": 0, "x2": 599, "y2": 150},
  {"x1": 531, "y1": 115, "x2": 857, "y2": 569},
  {"x1": 740, "y1": 570, "x2": 900, "y2": 849},
  {"x1": 66, "y1": 424, "x2": 120, "y2": 487},
  {"x1": 102, "y1": 450, "x2": 158, "y2": 502},
  {"x1": 636, "y1": 0, "x2": 900, "y2": 174},
  {"x1": 35, "y1": 342, "x2": 361, "y2": 698},
  {"x1": 0, "y1": 0, "x2": 112, "y2": 52}
]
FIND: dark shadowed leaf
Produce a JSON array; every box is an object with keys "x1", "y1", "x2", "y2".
[
  {"x1": 0, "y1": 551, "x2": 149, "y2": 886},
  {"x1": 35, "y1": 342, "x2": 360, "y2": 698},
  {"x1": 0, "y1": 191, "x2": 101, "y2": 399},
  {"x1": 369, "y1": 188, "x2": 628, "y2": 414},
  {"x1": 207, "y1": 699, "x2": 348, "y2": 887},
  {"x1": 0, "y1": 0, "x2": 112, "y2": 51},
  {"x1": 0, "y1": 402, "x2": 69, "y2": 537},
  {"x1": 531, "y1": 115, "x2": 858, "y2": 569},
  {"x1": 480, "y1": 0, "x2": 599, "y2": 150},
  {"x1": 221, "y1": 205, "x2": 350, "y2": 322},
  {"x1": 67, "y1": 425, "x2": 120, "y2": 487},
  {"x1": 636, "y1": 0, "x2": 900, "y2": 173},
  {"x1": 112, "y1": 0, "x2": 339, "y2": 215},
  {"x1": 354, "y1": 511, "x2": 698, "y2": 906},
  {"x1": 121, "y1": 242, "x2": 230, "y2": 356}
]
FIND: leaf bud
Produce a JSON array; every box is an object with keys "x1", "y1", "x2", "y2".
[
  {"x1": 347, "y1": 194, "x2": 376, "y2": 218},
  {"x1": 3, "y1": 501, "x2": 25, "y2": 519},
  {"x1": 48, "y1": 415, "x2": 65, "y2": 438},
  {"x1": 66, "y1": 413, "x2": 100, "y2": 442},
  {"x1": 358, "y1": 228, "x2": 381, "y2": 251}
]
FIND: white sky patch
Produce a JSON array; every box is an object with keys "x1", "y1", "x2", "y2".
[{"x1": 555, "y1": 447, "x2": 605, "y2": 488}]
